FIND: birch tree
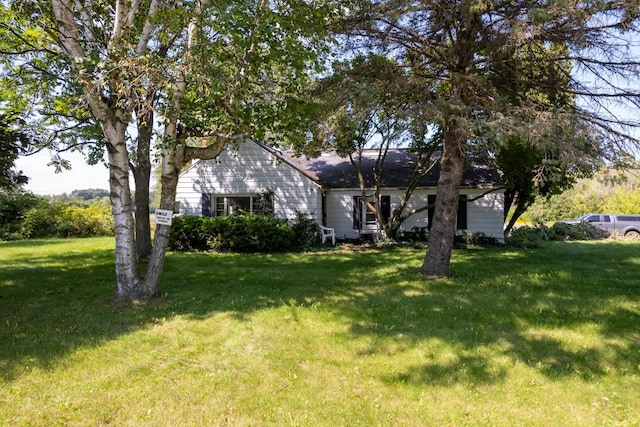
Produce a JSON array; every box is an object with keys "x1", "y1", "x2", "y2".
[
  {"x1": 343, "y1": 0, "x2": 640, "y2": 277},
  {"x1": 1, "y1": 0, "x2": 335, "y2": 298}
]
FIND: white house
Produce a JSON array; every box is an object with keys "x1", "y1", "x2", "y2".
[{"x1": 176, "y1": 140, "x2": 505, "y2": 241}]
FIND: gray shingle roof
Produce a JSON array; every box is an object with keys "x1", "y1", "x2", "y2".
[{"x1": 278, "y1": 148, "x2": 501, "y2": 189}]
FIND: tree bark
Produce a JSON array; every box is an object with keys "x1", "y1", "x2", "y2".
[
  {"x1": 504, "y1": 194, "x2": 528, "y2": 235},
  {"x1": 133, "y1": 106, "x2": 154, "y2": 259},
  {"x1": 422, "y1": 118, "x2": 467, "y2": 277},
  {"x1": 103, "y1": 121, "x2": 142, "y2": 298},
  {"x1": 140, "y1": 144, "x2": 183, "y2": 295}
]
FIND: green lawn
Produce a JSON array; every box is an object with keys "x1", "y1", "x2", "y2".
[{"x1": 1, "y1": 238, "x2": 639, "y2": 426}]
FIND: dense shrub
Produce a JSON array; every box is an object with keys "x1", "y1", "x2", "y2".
[
  {"x1": 20, "y1": 202, "x2": 114, "y2": 239},
  {"x1": 289, "y1": 211, "x2": 322, "y2": 250},
  {"x1": 521, "y1": 168, "x2": 640, "y2": 224},
  {"x1": 394, "y1": 228, "x2": 502, "y2": 247},
  {"x1": 0, "y1": 190, "x2": 114, "y2": 240},
  {"x1": 454, "y1": 231, "x2": 503, "y2": 247},
  {"x1": 396, "y1": 226, "x2": 429, "y2": 242},
  {"x1": 211, "y1": 215, "x2": 294, "y2": 252},
  {"x1": 506, "y1": 222, "x2": 609, "y2": 248},
  {"x1": 549, "y1": 221, "x2": 610, "y2": 241},
  {"x1": 20, "y1": 202, "x2": 64, "y2": 238},
  {"x1": 169, "y1": 215, "x2": 295, "y2": 253},
  {"x1": 57, "y1": 204, "x2": 114, "y2": 237},
  {"x1": 168, "y1": 215, "x2": 211, "y2": 251},
  {"x1": 0, "y1": 190, "x2": 44, "y2": 240},
  {"x1": 505, "y1": 225, "x2": 547, "y2": 248}
]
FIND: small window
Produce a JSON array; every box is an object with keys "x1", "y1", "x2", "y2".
[
  {"x1": 353, "y1": 195, "x2": 390, "y2": 229},
  {"x1": 602, "y1": 215, "x2": 611, "y2": 223},
  {"x1": 364, "y1": 203, "x2": 377, "y2": 225}
]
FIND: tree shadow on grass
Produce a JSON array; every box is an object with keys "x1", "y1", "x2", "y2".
[
  {"x1": 1, "y1": 240, "x2": 639, "y2": 388},
  {"x1": 351, "y1": 242, "x2": 640, "y2": 386}
]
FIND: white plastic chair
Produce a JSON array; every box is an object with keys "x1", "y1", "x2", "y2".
[{"x1": 318, "y1": 225, "x2": 336, "y2": 245}]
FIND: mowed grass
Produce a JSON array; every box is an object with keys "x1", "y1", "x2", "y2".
[{"x1": 1, "y1": 238, "x2": 639, "y2": 426}]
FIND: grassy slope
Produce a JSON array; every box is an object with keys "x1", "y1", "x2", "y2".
[{"x1": 0, "y1": 238, "x2": 639, "y2": 426}]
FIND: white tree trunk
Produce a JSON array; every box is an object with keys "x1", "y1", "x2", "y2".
[{"x1": 103, "y1": 121, "x2": 142, "y2": 298}]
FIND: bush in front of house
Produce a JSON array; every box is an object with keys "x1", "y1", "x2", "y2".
[
  {"x1": 211, "y1": 215, "x2": 294, "y2": 252},
  {"x1": 168, "y1": 215, "x2": 295, "y2": 253},
  {"x1": 396, "y1": 226, "x2": 429, "y2": 243},
  {"x1": 289, "y1": 210, "x2": 322, "y2": 250},
  {"x1": 168, "y1": 215, "x2": 211, "y2": 251},
  {"x1": 454, "y1": 231, "x2": 503, "y2": 247}
]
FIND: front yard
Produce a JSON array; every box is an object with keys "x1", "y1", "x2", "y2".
[{"x1": 1, "y1": 238, "x2": 639, "y2": 425}]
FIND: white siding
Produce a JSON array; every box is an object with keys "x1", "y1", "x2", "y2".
[
  {"x1": 325, "y1": 188, "x2": 504, "y2": 240},
  {"x1": 176, "y1": 141, "x2": 322, "y2": 222},
  {"x1": 464, "y1": 189, "x2": 505, "y2": 240}
]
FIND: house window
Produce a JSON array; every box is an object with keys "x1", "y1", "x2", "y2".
[
  {"x1": 427, "y1": 194, "x2": 467, "y2": 230},
  {"x1": 202, "y1": 193, "x2": 274, "y2": 217},
  {"x1": 353, "y1": 195, "x2": 391, "y2": 229},
  {"x1": 218, "y1": 196, "x2": 251, "y2": 216},
  {"x1": 364, "y1": 200, "x2": 377, "y2": 225}
]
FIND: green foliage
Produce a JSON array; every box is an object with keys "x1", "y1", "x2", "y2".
[
  {"x1": 20, "y1": 202, "x2": 114, "y2": 239},
  {"x1": 19, "y1": 202, "x2": 64, "y2": 239},
  {"x1": 522, "y1": 169, "x2": 640, "y2": 223},
  {"x1": 0, "y1": 190, "x2": 113, "y2": 240},
  {"x1": 454, "y1": 232, "x2": 503, "y2": 247},
  {"x1": 169, "y1": 215, "x2": 295, "y2": 253},
  {"x1": 0, "y1": 114, "x2": 31, "y2": 190},
  {"x1": 394, "y1": 228, "x2": 503, "y2": 248},
  {"x1": 56, "y1": 204, "x2": 114, "y2": 238},
  {"x1": 497, "y1": 134, "x2": 597, "y2": 232},
  {"x1": 506, "y1": 222, "x2": 609, "y2": 248},
  {"x1": 550, "y1": 221, "x2": 610, "y2": 241},
  {"x1": 289, "y1": 210, "x2": 322, "y2": 250},
  {"x1": 0, "y1": 190, "x2": 44, "y2": 240},
  {"x1": 166, "y1": 215, "x2": 211, "y2": 251},
  {"x1": 396, "y1": 226, "x2": 429, "y2": 242},
  {"x1": 52, "y1": 188, "x2": 110, "y2": 205},
  {"x1": 211, "y1": 215, "x2": 294, "y2": 253}
]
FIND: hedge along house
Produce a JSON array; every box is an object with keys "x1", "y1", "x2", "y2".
[{"x1": 175, "y1": 140, "x2": 505, "y2": 241}]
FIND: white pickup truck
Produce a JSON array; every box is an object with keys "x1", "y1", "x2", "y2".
[{"x1": 562, "y1": 214, "x2": 640, "y2": 237}]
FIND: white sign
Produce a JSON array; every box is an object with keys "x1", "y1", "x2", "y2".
[{"x1": 154, "y1": 209, "x2": 174, "y2": 226}]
